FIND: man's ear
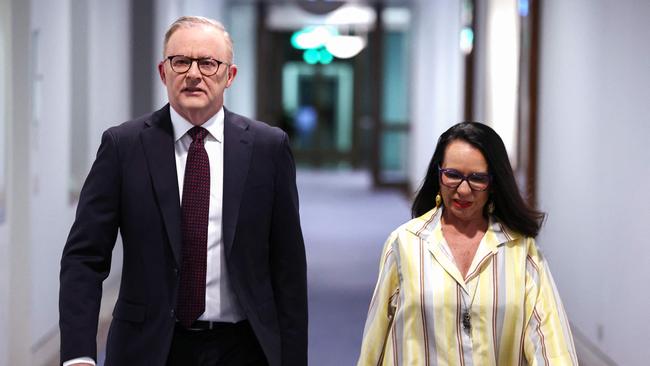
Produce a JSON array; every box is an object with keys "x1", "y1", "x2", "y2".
[
  {"x1": 158, "y1": 61, "x2": 167, "y2": 84},
  {"x1": 225, "y1": 64, "x2": 238, "y2": 88}
]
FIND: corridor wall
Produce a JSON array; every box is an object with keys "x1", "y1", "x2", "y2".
[
  {"x1": 1, "y1": 0, "x2": 131, "y2": 364},
  {"x1": 537, "y1": 0, "x2": 650, "y2": 364},
  {"x1": 27, "y1": 2, "x2": 74, "y2": 362},
  {"x1": 409, "y1": 0, "x2": 463, "y2": 190},
  {"x1": 0, "y1": 0, "x2": 13, "y2": 363}
]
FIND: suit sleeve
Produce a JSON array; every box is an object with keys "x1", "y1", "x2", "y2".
[
  {"x1": 269, "y1": 133, "x2": 308, "y2": 366},
  {"x1": 523, "y1": 239, "x2": 578, "y2": 365},
  {"x1": 357, "y1": 233, "x2": 400, "y2": 366},
  {"x1": 59, "y1": 129, "x2": 121, "y2": 363}
]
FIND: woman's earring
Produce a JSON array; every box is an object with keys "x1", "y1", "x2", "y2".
[{"x1": 435, "y1": 193, "x2": 442, "y2": 208}]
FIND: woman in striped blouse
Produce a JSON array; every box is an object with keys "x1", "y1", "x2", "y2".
[{"x1": 358, "y1": 122, "x2": 577, "y2": 365}]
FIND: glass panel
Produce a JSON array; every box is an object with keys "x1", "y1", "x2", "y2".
[
  {"x1": 378, "y1": 7, "x2": 411, "y2": 186},
  {"x1": 282, "y1": 62, "x2": 354, "y2": 163},
  {"x1": 297, "y1": 74, "x2": 337, "y2": 150},
  {"x1": 382, "y1": 30, "x2": 410, "y2": 125},
  {"x1": 380, "y1": 130, "x2": 408, "y2": 182}
]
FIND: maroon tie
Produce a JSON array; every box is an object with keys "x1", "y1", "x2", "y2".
[{"x1": 177, "y1": 126, "x2": 210, "y2": 328}]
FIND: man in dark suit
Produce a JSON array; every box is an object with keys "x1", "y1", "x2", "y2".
[{"x1": 59, "y1": 16, "x2": 307, "y2": 366}]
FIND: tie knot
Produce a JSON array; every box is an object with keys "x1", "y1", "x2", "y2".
[{"x1": 188, "y1": 126, "x2": 209, "y2": 142}]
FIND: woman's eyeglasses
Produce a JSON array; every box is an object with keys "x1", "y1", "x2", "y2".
[{"x1": 438, "y1": 166, "x2": 491, "y2": 191}]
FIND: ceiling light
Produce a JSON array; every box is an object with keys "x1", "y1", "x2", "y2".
[{"x1": 325, "y1": 35, "x2": 366, "y2": 59}]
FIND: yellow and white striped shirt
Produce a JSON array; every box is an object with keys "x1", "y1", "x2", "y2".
[{"x1": 358, "y1": 207, "x2": 577, "y2": 366}]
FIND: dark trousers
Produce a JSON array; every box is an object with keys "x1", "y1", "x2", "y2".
[{"x1": 167, "y1": 321, "x2": 268, "y2": 366}]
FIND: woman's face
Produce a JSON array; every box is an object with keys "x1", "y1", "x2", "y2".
[{"x1": 439, "y1": 139, "x2": 490, "y2": 224}]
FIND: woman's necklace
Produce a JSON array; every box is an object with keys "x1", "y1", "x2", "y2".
[
  {"x1": 440, "y1": 215, "x2": 486, "y2": 334},
  {"x1": 460, "y1": 274, "x2": 479, "y2": 333}
]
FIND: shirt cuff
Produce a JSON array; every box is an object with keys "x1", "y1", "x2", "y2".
[{"x1": 63, "y1": 357, "x2": 96, "y2": 366}]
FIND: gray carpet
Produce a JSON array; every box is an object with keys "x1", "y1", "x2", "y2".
[{"x1": 297, "y1": 170, "x2": 411, "y2": 366}]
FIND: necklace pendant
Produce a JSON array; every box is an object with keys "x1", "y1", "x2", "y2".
[{"x1": 462, "y1": 311, "x2": 472, "y2": 332}]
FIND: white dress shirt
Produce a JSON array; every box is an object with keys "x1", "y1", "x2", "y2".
[
  {"x1": 170, "y1": 106, "x2": 245, "y2": 323},
  {"x1": 64, "y1": 106, "x2": 244, "y2": 366}
]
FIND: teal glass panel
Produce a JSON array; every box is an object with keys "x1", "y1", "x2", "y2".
[
  {"x1": 382, "y1": 31, "x2": 410, "y2": 125},
  {"x1": 381, "y1": 131, "x2": 409, "y2": 182},
  {"x1": 282, "y1": 62, "x2": 354, "y2": 152}
]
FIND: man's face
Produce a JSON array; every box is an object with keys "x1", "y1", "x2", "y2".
[{"x1": 158, "y1": 25, "x2": 237, "y2": 125}]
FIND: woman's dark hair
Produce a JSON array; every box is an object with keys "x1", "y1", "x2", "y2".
[{"x1": 411, "y1": 122, "x2": 545, "y2": 237}]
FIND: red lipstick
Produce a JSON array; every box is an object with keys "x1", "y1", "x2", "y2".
[{"x1": 453, "y1": 200, "x2": 472, "y2": 209}]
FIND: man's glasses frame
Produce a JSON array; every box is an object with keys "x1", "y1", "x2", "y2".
[
  {"x1": 438, "y1": 166, "x2": 492, "y2": 191},
  {"x1": 165, "y1": 55, "x2": 230, "y2": 76}
]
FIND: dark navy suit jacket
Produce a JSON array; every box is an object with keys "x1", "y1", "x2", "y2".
[{"x1": 59, "y1": 105, "x2": 307, "y2": 366}]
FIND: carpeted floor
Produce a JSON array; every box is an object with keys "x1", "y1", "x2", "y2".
[{"x1": 297, "y1": 170, "x2": 410, "y2": 366}]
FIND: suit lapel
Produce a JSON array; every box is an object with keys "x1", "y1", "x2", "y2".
[
  {"x1": 140, "y1": 105, "x2": 183, "y2": 266},
  {"x1": 222, "y1": 108, "x2": 254, "y2": 258}
]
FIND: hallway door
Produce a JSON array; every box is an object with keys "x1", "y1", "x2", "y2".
[{"x1": 282, "y1": 62, "x2": 354, "y2": 167}]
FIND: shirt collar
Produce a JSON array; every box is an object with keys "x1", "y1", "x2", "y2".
[
  {"x1": 405, "y1": 206, "x2": 523, "y2": 250},
  {"x1": 169, "y1": 105, "x2": 224, "y2": 143}
]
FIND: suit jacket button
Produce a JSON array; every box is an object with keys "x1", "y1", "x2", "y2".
[
  {"x1": 173, "y1": 268, "x2": 179, "y2": 276},
  {"x1": 170, "y1": 309, "x2": 175, "y2": 318}
]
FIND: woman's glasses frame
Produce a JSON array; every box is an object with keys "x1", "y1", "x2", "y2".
[{"x1": 438, "y1": 166, "x2": 492, "y2": 191}]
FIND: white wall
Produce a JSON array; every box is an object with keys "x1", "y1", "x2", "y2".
[
  {"x1": 5, "y1": 0, "x2": 33, "y2": 363},
  {"x1": 88, "y1": 0, "x2": 132, "y2": 159},
  {"x1": 29, "y1": 0, "x2": 74, "y2": 348},
  {"x1": 537, "y1": 1, "x2": 650, "y2": 364},
  {"x1": 0, "y1": 0, "x2": 12, "y2": 362},
  {"x1": 226, "y1": 3, "x2": 257, "y2": 119},
  {"x1": 86, "y1": 0, "x2": 132, "y2": 344},
  {"x1": 0, "y1": 0, "x2": 132, "y2": 363},
  {"x1": 409, "y1": 0, "x2": 463, "y2": 191}
]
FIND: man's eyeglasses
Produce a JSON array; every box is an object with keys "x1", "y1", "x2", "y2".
[
  {"x1": 438, "y1": 166, "x2": 491, "y2": 191},
  {"x1": 165, "y1": 55, "x2": 229, "y2": 76}
]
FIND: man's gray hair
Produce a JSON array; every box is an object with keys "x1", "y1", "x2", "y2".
[{"x1": 163, "y1": 15, "x2": 234, "y2": 62}]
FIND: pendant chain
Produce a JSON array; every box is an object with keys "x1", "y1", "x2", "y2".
[{"x1": 460, "y1": 276, "x2": 479, "y2": 334}]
